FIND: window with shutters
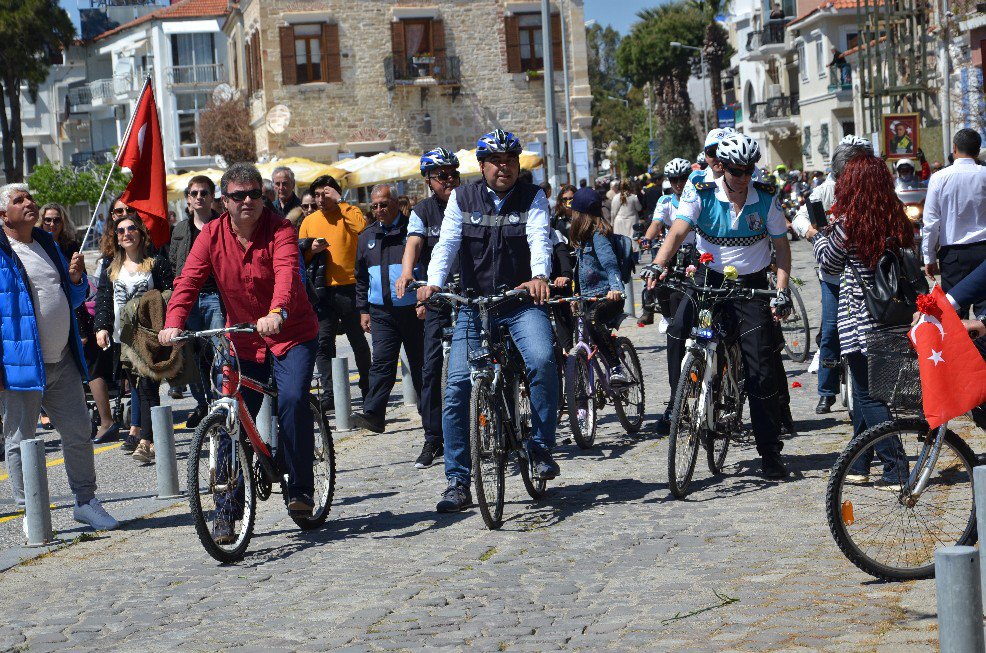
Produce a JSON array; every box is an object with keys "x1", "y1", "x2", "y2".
[
  {"x1": 245, "y1": 32, "x2": 262, "y2": 96},
  {"x1": 517, "y1": 13, "x2": 543, "y2": 71},
  {"x1": 390, "y1": 18, "x2": 447, "y2": 80},
  {"x1": 504, "y1": 12, "x2": 563, "y2": 74},
  {"x1": 294, "y1": 24, "x2": 322, "y2": 83},
  {"x1": 279, "y1": 23, "x2": 342, "y2": 85}
]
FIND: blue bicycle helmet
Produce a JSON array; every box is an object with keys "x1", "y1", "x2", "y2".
[
  {"x1": 476, "y1": 129, "x2": 523, "y2": 160},
  {"x1": 420, "y1": 148, "x2": 460, "y2": 176}
]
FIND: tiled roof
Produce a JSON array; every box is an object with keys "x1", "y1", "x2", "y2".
[
  {"x1": 93, "y1": 0, "x2": 229, "y2": 42},
  {"x1": 786, "y1": 0, "x2": 865, "y2": 28}
]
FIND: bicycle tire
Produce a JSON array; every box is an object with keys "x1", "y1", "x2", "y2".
[
  {"x1": 707, "y1": 343, "x2": 744, "y2": 474},
  {"x1": 471, "y1": 376, "x2": 506, "y2": 529},
  {"x1": 565, "y1": 349, "x2": 596, "y2": 449},
  {"x1": 187, "y1": 410, "x2": 257, "y2": 563},
  {"x1": 781, "y1": 283, "x2": 811, "y2": 363},
  {"x1": 288, "y1": 398, "x2": 336, "y2": 530},
  {"x1": 826, "y1": 419, "x2": 978, "y2": 581},
  {"x1": 668, "y1": 352, "x2": 703, "y2": 499},
  {"x1": 441, "y1": 349, "x2": 450, "y2": 404},
  {"x1": 613, "y1": 337, "x2": 645, "y2": 433},
  {"x1": 514, "y1": 377, "x2": 546, "y2": 499}
]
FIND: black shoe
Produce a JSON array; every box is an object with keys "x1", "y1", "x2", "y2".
[
  {"x1": 168, "y1": 386, "x2": 184, "y2": 400},
  {"x1": 779, "y1": 413, "x2": 797, "y2": 438},
  {"x1": 436, "y1": 481, "x2": 472, "y2": 513},
  {"x1": 815, "y1": 396, "x2": 836, "y2": 414},
  {"x1": 762, "y1": 454, "x2": 788, "y2": 480},
  {"x1": 415, "y1": 440, "x2": 444, "y2": 469},
  {"x1": 637, "y1": 312, "x2": 654, "y2": 326},
  {"x1": 92, "y1": 422, "x2": 121, "y2": 444},
  {"x1": 655, "y1": 412, "x2": 671, "y2": 436},
  {"x1": 353, "y1": 412, "x2": 385, "y2": 434},
  {"x1": 121, "y1": 434, "x2": 139, "y2": 453},
  {"x1": 320, "y1": 396, "x2": 335, "y2": 415},
  {"x1": 186, "y1": 405, "x2": 208, "y2": 429},
  {"x1": 287, "y1": 494, "x2": 315, "y2": 517},
  {"x1": 530, "y1": 447, "x2": 560, "y2": 480},
  {"x1": 212, "y1": 518, "x2": 236, "y2": 545}
]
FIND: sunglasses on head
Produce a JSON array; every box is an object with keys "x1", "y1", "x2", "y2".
[
  {"x1": 224, "y1": 189, "x2": 264, "y2": 202},
  {"x1": 370, "y1": 201, "x2": 392, "y2": 210},
  {"x1": 301, "y1": 203, "x2": 317, "y2": 210},
  {"x1": 724, "y1": 165, "x2": 755, "y2": 178},
  {"x1": 116, "y1": 224, "x2": 139, "y2": 236},
  {"x1": 112, "y1": 206, "x2": 137, "y2": 216},
  {"x1": 429, "y1": 171, "x2": 460, "y2": 183},
  {"x1": 188, "y1": 189, "x2": 212, "y2": 198}
]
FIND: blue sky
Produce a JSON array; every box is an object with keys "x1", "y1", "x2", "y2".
[
  {"x1": 584, "y1": 0, "x2": 669, "y2": 35},
  {"x1": 59, "y1": 0, "x2": 80, "y2": 29}
]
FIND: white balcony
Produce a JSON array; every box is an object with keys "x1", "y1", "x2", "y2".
[{"x1": 166, "y1": 63, "x2": 225, "y2": 87}]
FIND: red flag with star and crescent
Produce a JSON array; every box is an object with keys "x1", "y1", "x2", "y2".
[
  {"x1": 117, "y1": 80, "x2": 170, "y2": 249},
  {"x1": 908, "y1": 284, "x2": 986, "y2": 429}
]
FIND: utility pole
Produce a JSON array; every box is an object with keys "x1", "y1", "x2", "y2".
[
  {"x1": 541, "y1": 0, "x2": 559, "y2": 187},
  {"x1": 559, "y1": 1, "x2": 576, "y2": 185}
]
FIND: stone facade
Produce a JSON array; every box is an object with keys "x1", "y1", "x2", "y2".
[{"x1": 223, "y1": 0, "x2": 593, "y2": 178}]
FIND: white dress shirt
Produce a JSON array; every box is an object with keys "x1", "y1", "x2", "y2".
[{"x1": 921, "y1": 158, "x2": 986, "y2": 264}]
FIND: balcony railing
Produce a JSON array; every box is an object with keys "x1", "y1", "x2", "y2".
[
  {"x1": 745, "y1": 19, "x2": 789, "y2": 51},
  {"x1": 167, "y1": 63, "x2": 225, "y2": 86},
  {"x1": 71, "y1": 149, "x2": 115, "y2": 167},
  {"x1": 827, "y1": 65, "x2": 852, "y2": 92},
  {"x1": 384, "y1": 54, "x2": 461, "y2": 89},
  {"x1": 749, "y1": 94, "x2": 800, "y2": 123},
  {"x1": 66, "y1": 86, "x2": 92, "y2": 112}
]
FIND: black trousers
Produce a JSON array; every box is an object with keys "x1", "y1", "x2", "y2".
[
  {"x1": 939, "y1": 241, "x2": 986, "y2": 318},
  {"x1": 421, "y1": 305, "x2": 451, "y2": 444},
  {"x1": 315, "y1": 285, "x2": 372, "y2": 398},
  {"x1": 587, "y1": 299, "x2": 624, "y2": 367},
  {"x1": 362, "y1": 304, "x2": 424, "y2": 418},
  {"x1": 666, "y1": 269, "x2": 784, "y2": 456},
  {"x1": 662, "y1": 288, "x2": 687, "y2": 406},
  {"x1": 549, "y1": 304, "x2": 575, "y2": 352}
]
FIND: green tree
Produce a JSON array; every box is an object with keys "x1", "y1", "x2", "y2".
[
  {"x1": 689, "y1": 0, "x2": 735, "y2": 113},
  {"x1": 28, "y1": 160, "x2": 128, "y2": 208},
  {"x1": 0, "y1": 0, "x2": 76, "y2": 182}
]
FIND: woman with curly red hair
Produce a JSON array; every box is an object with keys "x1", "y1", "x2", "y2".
[{"x1": 812, "y1": 154, "x2": 910, "y2": 484}]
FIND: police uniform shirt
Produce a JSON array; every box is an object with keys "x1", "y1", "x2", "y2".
[
  {"x1": 652, "y1": 193, "x2": 696, "y2": 246},
  {"x1": 674, "y1": 176, "x2": 787, "y2": 275}
]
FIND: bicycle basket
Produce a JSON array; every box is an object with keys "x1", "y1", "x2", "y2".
[{"x1": 865, "y1": 328, "x2": 922, "y2": 411}]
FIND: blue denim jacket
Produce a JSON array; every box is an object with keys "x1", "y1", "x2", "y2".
[{"x1": 575, "y1": 232, "x2": 624, "y2": 297}]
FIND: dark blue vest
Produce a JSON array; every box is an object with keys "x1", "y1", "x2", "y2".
[
  {"x1": 414, "y1": 195, "x2": 458, "y2": 275},
  {"x1": 455, "y1": 179, "x2": 539, "y2": 296}
]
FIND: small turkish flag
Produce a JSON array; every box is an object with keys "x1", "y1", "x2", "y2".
[
  {"x1": 117, "y1": 80, "x2": 170, "y2": 249},
  {"x1": 908, "y1": 284, "x2": 986, "y2": 429}
]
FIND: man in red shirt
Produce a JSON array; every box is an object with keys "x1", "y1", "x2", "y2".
[{"x1": 159, "y1": 163, "x2": 319, "y2": 537}]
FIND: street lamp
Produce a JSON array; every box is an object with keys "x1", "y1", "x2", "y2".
[{"x1": 670, "y1": 41, "x2": 708, "y2": 133}]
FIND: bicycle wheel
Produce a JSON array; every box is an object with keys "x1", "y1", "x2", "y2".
[
  {"x1": 187, "y1": 410, "x2": 257, "y2": 563},
  {"x1": 514, "y1": 377, "x2": 546, "y2": 499},
  {"x1": 707, "y1": 344, "x2": 744, "y2": 475},
  {"x1": 826, "y1": 419, "x2": 977, "y2": 581},
  {"x1": 565, "y1": 349, "x2": 596, "y2": 449},
  {"x1": 780, "y1": 284, "x2": 811, "y2": 363},
  {"x1": 289, "y1": 398, "x2": 336, "y2": 530},
  {"x1": 613, "y1": 337, "x2": 645, "y2": 433},
  {"x1": 471, "y1": 376, "x2": 506, "y2": 529},
  {"x1": 668, "y1": 352, "x2": 703, "y2": 499}
]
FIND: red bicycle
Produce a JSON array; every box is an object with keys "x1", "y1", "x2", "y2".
[{"x1": 175, "y1": 324, "x2": 335, "y2": 563}]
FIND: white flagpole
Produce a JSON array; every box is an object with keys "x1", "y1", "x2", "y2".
[{"x1": 79, "y1": 74, "x2": 152, "y2": 251}]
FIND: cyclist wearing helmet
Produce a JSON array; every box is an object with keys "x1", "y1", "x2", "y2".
[
  {"x1": 417, "y1": 129, "x2": 559, "y2": 512},
  {"x1": 395, "y1": 148, "x2": 461, "y2": 469},
  {"x1": 649, "y1": 133, "x2": 794, "y2": 479},
  {"x1": 696, "y1": 152, "x2": 708, "y2": 170}
]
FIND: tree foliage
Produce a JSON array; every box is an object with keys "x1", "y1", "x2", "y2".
[
  {"x1": 197, "y1": 98, "x2": 256, "y2": 165},
  {"x1": 28, "y1": 160, "x2": 129, "y2": 208},
  {"x1": 689, "y1": 0, "x2": 735, "y2": 113},
  {"x1": 0, "y1": 0, "x2": 75, "y2": 182}
]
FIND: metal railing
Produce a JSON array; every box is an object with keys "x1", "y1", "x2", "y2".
[
  {"x1": 749, "y1": 94, "x2": 800, "y2": 123},
  {"x1": 384, "y1": 54, "x2": 461, "y2": 89},
  {"x1": 745, "y1": 19, "x2": 789, "y2": 51},
  {"x1": 828, "y1": 65, "x2": 852, "y2": 91},
  {"x1": 70, "y1": 149, "x2": 115, "y2": 167},
  {"x1": 66, "y1": 86, "x2": 92, "y2": 111},
  {"x1": 167, "y1": 63, "x2": 225, "y2": 86}
]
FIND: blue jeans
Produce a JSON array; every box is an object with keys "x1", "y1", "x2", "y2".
[
  {"x1": 845, "y1": 352, "x2": 908, "y2": 481},
  {"x1": 185, "y1": 292, "x2": 225, "y2": 407},
  {"x1": 817, "y1": 275, "x2": 841, "y2": 397},
  {"x1": 443, "y1": 303, "x2": 558, "y2": 486}
]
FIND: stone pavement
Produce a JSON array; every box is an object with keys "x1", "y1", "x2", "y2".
[{"x1": 0, "y1": 244, "x2": 970, "y2": 652}]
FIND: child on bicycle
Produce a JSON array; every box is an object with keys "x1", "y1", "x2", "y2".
[{"x1": 569, "y1": 188, "x2": 629, "y2": 384}]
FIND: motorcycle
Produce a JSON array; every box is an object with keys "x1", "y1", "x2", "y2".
[{"x1": 896, "y1": 186, "x2": 927, "y2": 245}]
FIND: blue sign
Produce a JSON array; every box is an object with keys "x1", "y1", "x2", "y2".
[{"x1": 718, "y1": 108, "x2": 736, "y2": 129}]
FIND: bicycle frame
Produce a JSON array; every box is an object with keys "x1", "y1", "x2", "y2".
[{"x1": 568, "y1": 298, "x2": 621, "y2": 399}]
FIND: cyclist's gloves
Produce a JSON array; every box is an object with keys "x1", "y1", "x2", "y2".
[
  {"x1": 640, "y1": 263, "x2": 665, "y2": 280},
  {"x1": 771, "y1": 288, "x2": 793, "y2": 318},
  {"x1": 639, "y1": 238, "x2": 652, "y2": 250}
]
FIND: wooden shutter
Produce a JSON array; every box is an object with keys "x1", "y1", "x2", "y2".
[
  {"x1": 504, "y1": 14, "x2": 521, "y2": 73},
  {"x1": 252, "y1": 32, "x2": 262, "y2": 92},
  {"x1": 279, "y1": 25, "x2": 296, "y2": 86},
  {"x1": 322, "y1": 23, "x2": 341, "y2": 83},
  {"x1": 550, "y1": 13, "x2": 563, "y2": 72},
  {"x1": 431, "y1": 18, "x2": 446, "y2": 60},
  {"x1": 244, "y1": 38, "x2": 252, "y2": 94},
  {"x1": 391, "y1": 21, "x2": 405, "y2": 60}
]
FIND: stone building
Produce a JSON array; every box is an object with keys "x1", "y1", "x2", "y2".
[{"x1": 222, "y1": 0, "x2": 593, "y2": 182}]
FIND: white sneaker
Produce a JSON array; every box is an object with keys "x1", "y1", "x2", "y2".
[
  {"x1": 73, "y1": 498, "x2": 120, "y2": 531},
  {"x1": 658, "y1": 317, "x2": 670, "y2": 334}
]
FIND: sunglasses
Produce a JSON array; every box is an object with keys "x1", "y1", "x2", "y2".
[
  {"x1": 42, "y1": 217, "x2": 63, "y2": 225},
  {"x1": 429, "y1": 171, "x2": 460, "y2": 183},
  {"x1": 188, "y1": 190, "x2": 212, "y2": 198},
  {"x1": 116, "y1": 224, "x2": 139, "y2": 236},
  {"x1": 668, "y1": 176, "x2": 688, "y2": 184},
  {"x1": 301, "y1": 203, "x2": 317, "y2": 210},
  {"x1": 560, "y1": 197, "x2": 573, "y2": 206},
  {"x1": 224, "y1": 189, "x2": 264, "y2": 202},
  {"x1": 112, "y1": 207, "x2": 137, "y2": 216},
  {"x1": 724, "y1": 165, "x2": 756, "y2": 178},
  {"x1": 370, "y1": 202, "x2": 393, "y2": 210}
]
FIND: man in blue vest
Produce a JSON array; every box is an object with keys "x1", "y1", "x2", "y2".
[
  {"x1": 417, "y1": 129, "x2": 558, "y2": 513},
  {"x1": 395, "y1": 148, "x2": 461, "y2": 469}
]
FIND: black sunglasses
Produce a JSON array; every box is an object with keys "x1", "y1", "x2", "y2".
[
  {"x1": 188, "y1": 189, "x2": 212, "y2": 198},
  {"x1": 224, "y1": 189, "x2": 264, "y2": 202},
  {"x1": 724, "y1": 165, "x2": 755, "y2": 178},
  {"x1": 112, "y1": 206, "x2": 137, "y2": 216},
  {"x1": 116, "y1": 224, "x2": 139, "y2": 236},
  {"x1": 668, "y1": 176, "x2": 689, "y2": 184},
  {"x1": 429, "y1": 171, "x2": 460, "y2": 183},
  {"x1": 370, "y1": 202, "x2": 392, "y2": 210},
  {"x1": 301, "y1": 203, "x2": 317, "y2": 210}
]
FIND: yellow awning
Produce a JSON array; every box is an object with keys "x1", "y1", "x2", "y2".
[
  {"x1": 330, "y1": 152, "x2": 422, "y2": 188},
  {"x1": 453, "y1": 149, "x2": 544, "y2": 177}
]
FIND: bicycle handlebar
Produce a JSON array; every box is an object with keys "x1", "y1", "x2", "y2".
[
  {"x1": 172, "y1": 323, "x2": 258, "y2": 343},
  {"x1": 546, "y1": 292, "x2": 624, "y2": 305},
  {"x1": 407, "y1": 280, "x2": 532, "y2": 310}
]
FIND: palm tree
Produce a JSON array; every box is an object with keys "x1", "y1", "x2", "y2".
[{"x1": 688, "y1": 0, "x2": 732, "y2": 114}]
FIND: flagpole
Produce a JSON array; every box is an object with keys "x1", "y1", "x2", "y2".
[{"x1": 79, "y1": 74, "x2": 152, "y2": 252}]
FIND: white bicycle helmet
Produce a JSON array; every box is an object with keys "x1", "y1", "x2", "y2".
[
  {"x1": 716, "y1": 133, "x2": 762, "y2": 167},
  {"x1": 696, "y1": 151, "x2": 707, "y2": 165},
  {"x1": 663, "y1": 158, "x2": 692, "y2": 178},
  {"x1": 839, "y1": 134, "x2": 872, "y2": 149},
  {"x1": 704, "y1": 127, "x2": 737, "y2": 150}
]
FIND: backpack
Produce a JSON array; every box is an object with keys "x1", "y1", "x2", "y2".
[
  {"x1": 847, "y1": 245, "x2": 929, "y2": 326},
  {"x1": 608, "y1": 233, "x2": 638, "y2": 284}
]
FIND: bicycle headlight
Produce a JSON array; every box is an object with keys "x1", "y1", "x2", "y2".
[
  {"x1": 691, "y1": 326, "x2": 715, "y2": 340},
  {"x1": 699, "y1": 309, "x2": 713, "y2": 328},
  {"x1": 905, "y1": 204, "x2": 922, "y2": 222}
]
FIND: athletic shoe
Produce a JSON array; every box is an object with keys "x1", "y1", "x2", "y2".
[
  {"x1": 73, "y1": 498, "x2": 119, "y2": 531},
  {"x1": 658, "y1": 317, "x2": 670, "y2": 334},
  {"x1": 436, "y1": 481, "x2": 472, "y2": 513},
  {"x1": 415, "y1": 440, "x2": 444, "y2": 469},
  {"x1": 762, "y1": 454, "x2": 788, "y2": 480},
  {"x1": 185, "y1": 405, "x2": 208, "y2": 429},
  {"x1": 212, "y1": 518, "x2": 235, "y2": 545},
  {"x1": 609, "y1": 365, "x2": 630, "y2": 387},
  {"x1": 287, "y1": 494, "x2": 314, "y2": 517},
  {"x1": 353, "y1": 412, "x2": 385, "y2": 434},
  {"x1": 121, "y1": 434, "x2": 139, "y2": 453},
  {"x1": 844, "y1": 473, "x2": 870, "y2": 484}
]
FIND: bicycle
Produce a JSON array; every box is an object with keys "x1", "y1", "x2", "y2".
[
  {"x1": 767, "y1": 270, "x2": 811, "y2": 363},
  {"x1": 174, "y1": 324, "x2": 336, "y2": 563},
  {"x1": 548, "y1": 293, "x2": 645, "y2": 448},
  {"x1": 825, "y1": 328, "x2": 977, "y2": 581},
  {"x1": 650, "y1": 270, "x2": 777, "y2": 499},
  {"x1": 415, "y1": 283, "x2": 550, "y2": 530}
]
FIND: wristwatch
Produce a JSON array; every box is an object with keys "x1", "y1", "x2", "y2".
[
  {"x1": 532, "y1": 274, "x2": 549, "y2": 282},
  {"x1": 270, "y1": 307, "x2": 288, "y2": 321}
]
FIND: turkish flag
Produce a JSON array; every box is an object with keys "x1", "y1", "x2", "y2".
[
  {"x1": 908, "y1": 284, "x2": 986, "y2": 429},
  {"x1": 117, "y1": 81, "x2": 170, "y2": 249}
]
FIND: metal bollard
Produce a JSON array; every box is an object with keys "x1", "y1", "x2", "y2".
[
  {"x1": 151, "y1": 406, "x2": 182, "y2": 499},
  {"x1": 332, "y1": 357, "x2": 354, "y2": 432},
  {"x1": 624, "y1": 278, "x2": 637, "y2": 318},
  {"x1": 21, "y1": 438, "x2": 53, "y2": 546},
  {"x1": 400, "y1": 349, "x2": 418, "y2": 409},
  {"x1": 975, "y1": 466, "x2": 986, "y2": 611},
  {"x1": 935, "y1": 545, "x2": 985, "y2": 653}
]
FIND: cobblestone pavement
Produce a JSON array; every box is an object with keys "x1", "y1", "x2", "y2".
[{"x1": 0, "y1": 245, "x2": 972, "y2": 651}]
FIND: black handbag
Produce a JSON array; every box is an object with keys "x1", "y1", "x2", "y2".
[{"x1": 847, "y1": 246, "x2": 929, "y2": 326}]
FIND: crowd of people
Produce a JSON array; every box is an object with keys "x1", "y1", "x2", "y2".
[{"x1": 1, "y1": 121, "x2": 984, "y2": 538}]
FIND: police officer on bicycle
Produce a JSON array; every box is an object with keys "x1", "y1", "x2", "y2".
[
  {"x1": 648, "y1": 133, "x2": 794, "y2": 479},
  {"x1": 416, "y1": 129, "x2": 559, "y2": 512}
]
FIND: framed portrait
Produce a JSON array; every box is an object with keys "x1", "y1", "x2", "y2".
[{"x1": 882, "y1": 114, "x2": 920, "y2": 158}]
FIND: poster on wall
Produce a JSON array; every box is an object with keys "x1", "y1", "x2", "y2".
[{"x1": 882, "y1": 113, "x2": 920, "y2": 158}]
